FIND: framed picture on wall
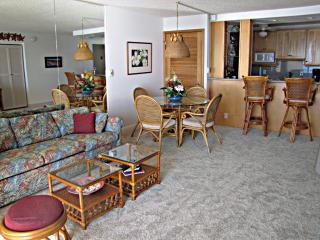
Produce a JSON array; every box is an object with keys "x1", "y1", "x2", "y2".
[
  {"x1": 44, "y1": 56, "x2": 63, "y2": 68},
  {"x1": 127, "y1": 42, "x2": 152, "y2": 75}
]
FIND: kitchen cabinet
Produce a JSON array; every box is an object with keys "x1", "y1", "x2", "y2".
[
  {"x1": 254, "y1": 31, "x2": 276, "y2": 51},
  {"x1": 276, "y1": 30, "x2": 306, "y2": 59},
  {"x1": 305, "y1": 29, "x2": 320, "y2": 65}
]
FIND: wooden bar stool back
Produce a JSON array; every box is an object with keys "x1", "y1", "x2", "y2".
[
  {"x1": 278, "y1": 78, "x2": 316, "y2": 142},
  {"x1": 242, "y1": 76, "x2": 274, "y2": 136}
]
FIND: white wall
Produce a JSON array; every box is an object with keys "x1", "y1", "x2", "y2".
[
  {"x1": 105, "y1": 6, "x2": 163, "y2": 125},
  {"x1": 163, "y1": 14, "x2": 210, "y2": 90}
]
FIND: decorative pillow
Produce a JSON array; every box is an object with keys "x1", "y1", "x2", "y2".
[
  {"x1": 9, "y1": 113, "x2": 61, "y2": 147},
  {"x1": 0, "y1": 118, "x2": 17, "y2": 152},
  {"x1": 51, "y1": 107, "x2": 89, "y2": 136},
  {"x1": 95, "y1": 113, "x2": 108, "y2": 133},
  {"x1": 73, "y1": 113, "x2": 96, "y2": 134}
]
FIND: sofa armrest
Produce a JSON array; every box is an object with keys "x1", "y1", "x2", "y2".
[{"x1": 105, "y1": 116, "x2": 124, "y2": 146}]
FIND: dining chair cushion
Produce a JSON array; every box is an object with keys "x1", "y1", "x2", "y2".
[
  {"x1": 182, "y1": 117, "x2": 214, "y2": 128},
  {"x1": 73, "y1": 113, "x2": 96, "y2": 134},
  {"x1": 142, "y1": 119, "x2": 176, "y2": 130},
  {"x1": 247, "y1": 95, "x2": 271, "y2": 101},
  {"x1": 4, "y1": 195, "x2": 64, "y2": 231}
]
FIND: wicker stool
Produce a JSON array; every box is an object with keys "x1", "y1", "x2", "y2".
[
  {"x1": 0, "y1": 195, "x2": 70, "y2": 240},
  {"x1": 242, "y1": 76, "x2": 274, "y2": 136},
  {"x1": 278, "y1": 78, "x2": 317, "y2": 142}
]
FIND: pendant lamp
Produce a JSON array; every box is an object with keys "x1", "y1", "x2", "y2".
[
  {"x1": 165, "y1": 2, "x2": 190, "y2": 58},
  {"x1": 74, "y1": 17, "x2": 94, "y2": 61}
]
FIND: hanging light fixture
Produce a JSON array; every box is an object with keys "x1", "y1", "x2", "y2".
[
  {"x1": 74, "y1": 17, "x2": 94, "y2": 61},
  {"x1": 165, "y1": 2, "x2": 190, "y2": 58}
]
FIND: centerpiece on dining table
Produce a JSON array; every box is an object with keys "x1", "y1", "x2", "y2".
[
  {"x1": 79, "y1": 72, "x2": 95, "y2": 96},
  {"x1": 161, "y1": 74, "x2": 186, "y2": 102}
]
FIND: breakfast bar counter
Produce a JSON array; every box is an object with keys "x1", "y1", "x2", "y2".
[{"x1": 209, "y1": 78, "x2": 320, "y2": 137}]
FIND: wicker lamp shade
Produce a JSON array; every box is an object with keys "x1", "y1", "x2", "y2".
[
  {"x1": 74, "y1": 41, "x2": 94, "y2": 61},
  {"x1": 165, "y1": 33, "x2": 190, "y2": 58}
]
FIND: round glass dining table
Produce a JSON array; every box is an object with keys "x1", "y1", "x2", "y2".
[
  {"x1": 153, "y1": 96, "x2": 210, "y2": 108},
  {"x1": 153, "y1": 95, "x2": 210, "y2": 146}
]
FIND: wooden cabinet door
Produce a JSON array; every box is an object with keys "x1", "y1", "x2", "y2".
[
  {"x1": 276, "y1": 30, "x2": 306, "y2": 59},
  {"x1": 306, "y1": 29, "x2": 320, "y2": 65},
  {"x1": 288, "y1": 30, "x2": 306, "y2": 58},
  {"x1": 164, "y1": 30, "x2": 204, "y2": 88},
  {"x1": 276, "y1": 31, "x2": 289, "y2": 58},
  {"x1": 254, "y1": 31, "x2": 276, "y2": 51}
]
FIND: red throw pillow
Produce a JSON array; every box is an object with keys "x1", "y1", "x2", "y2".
[{"x1": 73, "y1": 113, "x2": 96, "y2": 133}]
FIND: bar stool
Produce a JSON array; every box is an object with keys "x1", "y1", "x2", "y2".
[
  {"x1": 0, "y1": 195, "x2": 70, "y2": 240},
  {"x1": 278, "y1": 78, "x2": 317, "y2": 142},
  {"x1": 242, "y1": 76, "x2": 274, "y2": 136}
]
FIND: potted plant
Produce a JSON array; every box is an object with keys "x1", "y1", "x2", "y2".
[
  {"x1": 161, "y1": 74, "x2": 186, "y2": 102},
  {"x1": 79, "y1": 72, "x2": 95, "y2": 96}
]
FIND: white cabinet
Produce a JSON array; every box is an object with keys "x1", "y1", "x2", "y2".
[{"x1": 0, "y1": 45, "x2": 27, "y2": 110}]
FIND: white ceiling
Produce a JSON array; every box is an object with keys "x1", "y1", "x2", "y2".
[
  {"x1": 1, "y1": 0, "x2": 320, "y2": 34},
  {"x1": 0, "y1": 0, "x2": 104, "y2": 34},
  {"x1": 85, "y1": 0, "x2": 320, "y2": 15}
]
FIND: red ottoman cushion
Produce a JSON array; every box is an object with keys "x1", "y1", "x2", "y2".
[
  {"x1": 73, "y1": 112, "x2": 96, "y2": 134},
  {"x1": 4, "y1": 195, "x2": 64, "y2": 232}
]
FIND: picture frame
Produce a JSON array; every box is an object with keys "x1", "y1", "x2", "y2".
[
  {"x1": 127, "y1": 42, "x2": 152, "y2": 75},
  {"x1": 45, "y1": 56, "x2": 63, "y2": 68}
]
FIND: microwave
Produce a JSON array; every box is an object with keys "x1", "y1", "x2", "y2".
[{"x1": 254, "y1": 52, "x2": 275, "y2": 64}]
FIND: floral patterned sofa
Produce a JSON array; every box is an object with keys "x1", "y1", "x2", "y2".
[{"x1": 0, "y1": 106, "x2": 123, "y2": 207}]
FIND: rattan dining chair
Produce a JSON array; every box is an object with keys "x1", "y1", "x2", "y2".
[
  {"x1": 179, "y1": 94, "x2": 222, "y2": 153},
  {"x1": 186, "y1": 86, "x2": 208, "y2": 113},
  {"x1": 91, "y1": 91, "x2": 107, "y2": 113},
  {"x1": 186, "y1": 86, "x2": 207, "y2": 98},
  {"x1": 131, "y1": 87, "x2": 150, "y2": 137},
  {"x1": 278, "y1": 78, "x2": 316, "y2": 142},
  {"x1": 51, "y1": 89, "x2": 81, "y2": 110},
  {"x1": 135, "y1": 95, "x2": 178, "y2": 152}
]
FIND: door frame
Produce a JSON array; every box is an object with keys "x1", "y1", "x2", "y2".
[
  {"x1": 163, "y1": 29, "x2": 205, "y2": 88},
  {"x1": 0, "y1": 42, "x2": 29, "y2": 108}
]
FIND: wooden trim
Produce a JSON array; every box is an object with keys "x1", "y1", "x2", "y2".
[
  {"x1": 210, "y1": 21, "x2": 225, "y2": 78},
  {"x1": 239, "y1": 19, "x2": 253, "y2": 77},
  {"x1": 163, "y1": 29, "x2": 204, "y2": 34}
]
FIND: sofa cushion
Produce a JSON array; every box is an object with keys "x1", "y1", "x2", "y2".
[
  {"x1": 0, "y1": 118, "x2": 17, "y2": 152},
  {"x1": 73, "y1": 113, "x2": 96, "y2": 134},
  {"x1": 0, "y1": 147, "x2": 45, "y2": 180},
  {"x1": 9, "y1": 113, "x2": 61, "y2": 147},
  {"x1": 63, "y1": 132, "x2": 116, "y2": 152},
  {"x1": 95, "y1": 113, "x2": 108, "y2": 133},
  {"x1": 51, "y1": 107, "x2": 89, "y2": 136},
  {"x1": 24, "y1": 138, "x2": 86, "y2": 163}
]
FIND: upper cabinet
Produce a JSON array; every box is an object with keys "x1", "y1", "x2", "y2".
[
  {"x1": 276, "y1": 30, "x2": 306, "y2": 59},
  {"x1": 305, "y1": 29, "x2": 320, "y2": 66},
  {"x1": 254, "y1": 32, "x2": 276, "y2": 51}
]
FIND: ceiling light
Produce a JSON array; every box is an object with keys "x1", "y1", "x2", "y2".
[
  {"x1": 74, "y1": 17, "x2": 94, "y2": 61},
  {"x1": 259, "y1": 30, "x2": 268, "y2": 38},
  {"x1": 165, "y1": 2, "x2": 190, "y2": 58}
]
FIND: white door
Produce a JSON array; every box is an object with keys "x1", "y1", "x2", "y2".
[{"x1": 0, "y1": 45, "x2": 27, "y2": 110}]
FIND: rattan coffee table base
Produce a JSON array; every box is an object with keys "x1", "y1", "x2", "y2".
[{"x1": 107, "y1": 164, "x2": 159, "y2": 200}]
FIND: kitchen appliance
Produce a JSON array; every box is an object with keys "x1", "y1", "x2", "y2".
[
  {"x1": 254, "y1": 52, "x2": 276, "y2": 64},
  {"x1": 312, "y1": 69, "x2": 320, "y2": 82}
]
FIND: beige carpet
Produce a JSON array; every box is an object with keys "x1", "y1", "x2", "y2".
[{"x1": 1, "y1": 126, "x2": 320, "y2": 240}]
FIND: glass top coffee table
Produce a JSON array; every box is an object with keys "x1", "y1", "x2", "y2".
[
  {"x1": 98, "y1": 143, "x2": 160, "y2": 200},
  {"x1": 48, "y1": 160, "x2": 123, "y2": 230}
]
